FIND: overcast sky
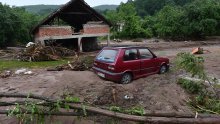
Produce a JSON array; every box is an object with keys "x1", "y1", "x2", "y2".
[{"x1": 0, "y1": 0, "x2": 128, "y2": 7}]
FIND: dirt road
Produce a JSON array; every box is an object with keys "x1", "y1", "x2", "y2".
[{"x1": 0, "y1": 41, "x2": 220, "y2": 123}]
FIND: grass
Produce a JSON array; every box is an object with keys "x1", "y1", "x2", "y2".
[{"x1": 0, "y1": 59, "x2": 69, "y2": 72}]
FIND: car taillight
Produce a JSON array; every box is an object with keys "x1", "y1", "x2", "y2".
[{"x1": 108, "y1": 65, "x2": 115, "y2": 70}]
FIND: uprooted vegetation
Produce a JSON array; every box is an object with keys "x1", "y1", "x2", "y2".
[
  {"x1": 175, "y1": 52, "x2": 220, "y2": 114},
  {"x1": 178, "y1": 78, "x2": 220, "y2": 114}
]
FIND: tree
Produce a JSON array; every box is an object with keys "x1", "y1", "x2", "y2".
[
  {"x1": 153, "y1": 5, "x2": 185, "y2": 39},
  {"x1": 12, "y1": 7, "x2": 41, "y2": 44},
  {"x1": 0, "y1": 3, "x2": 20, "y2": 48},
  {"x1": 183, "y1": 0, "x2": 220, "y2": 38},
  {"x1": 105, "y1": 2, "x2": 150, "y2": 38},
  {"x1": 146, "y1": 0, "x2": 220, "y2": 40},
  {"x1": 0, "y1": 3, "x2": 41, "y2": 48}
]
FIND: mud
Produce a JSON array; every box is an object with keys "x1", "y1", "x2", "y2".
[{"x1": 0, "y1": 41, "x2": 220, "y2": 123}]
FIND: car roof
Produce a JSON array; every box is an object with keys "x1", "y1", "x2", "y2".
[{"x1": 104, "y1": 46, "x2": 149, "y2": 49}]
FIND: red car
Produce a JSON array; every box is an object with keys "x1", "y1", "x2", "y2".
[{"x1": 92, "y1": 46, "x2": 169, "y2": 84}]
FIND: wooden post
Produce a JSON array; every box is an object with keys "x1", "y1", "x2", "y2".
[
  {"x1": 107, "y1": 34, "x2": 110, "y2": 46},
  {"x1": 40, "y1": 40, "x2": 45, "y2": 46},
  {"x1": 78, "y1": 37, "x2": 82, "y2": 52}
]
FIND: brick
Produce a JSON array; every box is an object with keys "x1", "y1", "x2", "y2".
[
  {"x1": 83, "y1": 24, "x2": 110, "y2": 34},
  {"x1": 35, "y1": 26, "x2": 73, "y2": 38}
]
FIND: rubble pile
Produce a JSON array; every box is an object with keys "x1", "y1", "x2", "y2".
[{"x1": 17, "y1": 43, "x2": 76, "y2": 62}]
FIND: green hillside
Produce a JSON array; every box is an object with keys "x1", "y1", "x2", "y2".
[
  {"x1": 21, "y1": 5, "x2": 60, "y2": 15},
  {"x1": 93, "y1": 5, "x2": 118, "y2": 11},
  {"x1": 21, "y1": 4, "x2": 118, "y2": 15}
]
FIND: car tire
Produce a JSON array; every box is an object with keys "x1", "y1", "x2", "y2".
[
  {"x1": 159, "y1": 64, "x2": 168, "y2": 74},
  {"x1": 120, "y1": 73, "x2": 132, "y2": 84}
]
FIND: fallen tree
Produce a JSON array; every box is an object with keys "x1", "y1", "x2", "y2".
[{"x1": 0, "y1": 92, "x2": 219, "y2": 124}]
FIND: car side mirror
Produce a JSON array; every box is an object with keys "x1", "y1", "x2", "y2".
[{"x1": 153, "y1": 55, "x2": 157, "y2": 58}]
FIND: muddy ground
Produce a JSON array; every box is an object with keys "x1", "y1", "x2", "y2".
[{"x1": 0, "y1": 39, "x2": 220, "y2": 124}]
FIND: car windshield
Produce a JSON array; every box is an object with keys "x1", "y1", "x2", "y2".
[{"x1": 96, "y1": 49, "x2": 118, "y2": 63}]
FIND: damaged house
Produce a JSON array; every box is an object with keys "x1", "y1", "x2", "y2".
[{"x1": 31, "y1": 0, "x2": 111, "y2": 52}]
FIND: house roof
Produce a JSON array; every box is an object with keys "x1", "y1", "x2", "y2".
[{"x1": 31, "y1": 0, "x2": 111, "y2": 34}]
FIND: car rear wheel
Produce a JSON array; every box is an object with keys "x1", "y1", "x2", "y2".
[
  {"x1": 159, "y1": 64, "x2": 168, "y2": 74},
  {"x1": 120, "y1": 73, "x2": 132, "y2": 84}
]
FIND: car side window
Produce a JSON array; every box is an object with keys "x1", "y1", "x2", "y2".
[
  {"x1": 124, "y1": 49, "x2": 138, "y2": 61},
  {"x1": 139, "y1": 49, "x2": 153, "y2": 59}
]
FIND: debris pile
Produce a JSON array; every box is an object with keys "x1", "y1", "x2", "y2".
[
  {"x1": 17, "y1": 43, "x2": 76, "y2": 62},
  {"x1": 47, "y1": 55, "x2": 95, "y2": 71}
]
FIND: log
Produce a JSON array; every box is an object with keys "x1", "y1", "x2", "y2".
[
  {"x1": 0, "y1": 93, "x2": 55, "y2": 102},
  {"x1": 1, "y1": 101, "x2": 219, "y2": 119},
  {"x1": 0, "y1": 110, "x2": 82, "y2": 116},
  {"x1": 144, "y1": 112, "x2": 220, "y2": 118},
  {"x1": 67, "y1": 103, "x2": 220, "y2": 124},
  {"x1": 0, "y1": 93, "x2": 220, "y2": 123},
  {"x1": 0, "y1": 93, "x2": 81, "y2": 103}
]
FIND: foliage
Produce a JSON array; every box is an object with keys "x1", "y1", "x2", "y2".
[
  {"x1": 175, "y1": 52, "x2": 205, "y2": 78},
  {"x1": 105, "y1": 2, "x2": 151, "y2": 39},
  {"x1": 12, "y1": 7, "x2": 41, "y2": 44},
  {"x1": 104, "y1": 0, "x2": 220, "y2": 40},
  {"x1": 154, "y1": 5, "x2": 185, "y2": 39},
  {"x1": 0, "y1": 3, "x2": 41, "y2": 48},
  {"x1": 182, "y1": 0, "x2": 220, "y2": 38},
  {"x1": 109, "y1": 106, "x2": 145, "y2": 116},
  {"x1": 151, "y1": 0, "x2": 220, "y2": 40},
  {"x1": 134, "y1": 0, "x2": 174, "y2": 16},
  {"x1": 120, "y1": 16, "x2": 150, "y2": 38},
  {"x1": 178, "y1": 78, "x2": 220, "y2": 114},
  {"x1": 65, "y1": 95, "x2": 80, "y2": 103},
  {"x1": 8, "y1": 102, "x2": 46, "y2": 124},
  {"x1": 7, "y1": 95, "x2": 82, "y2": 123},
  {"x1": 175, "y1": 52, "x2": 220, "y2": 114},
  {"x1": 175, "y1": 52, "x2": 219, "y2": 95},
  {"x1": 0, "y1": 4, "x2": 20, "y2": 48},
  {"x1": 177, "y1": 78, "x2": 204, "y2": 94}
]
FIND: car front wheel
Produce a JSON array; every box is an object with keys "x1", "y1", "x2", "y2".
[
  {"x1": 159, "y1": 64, "x2": 168, "y2": 74},
  {"x1": 120, "y1": 73, "x2": 132, "y2": 84}
]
